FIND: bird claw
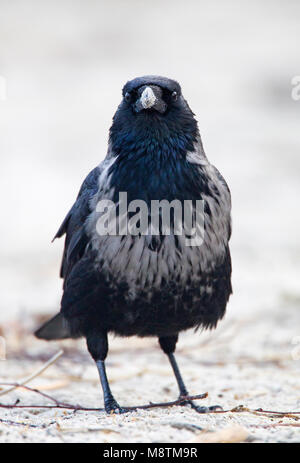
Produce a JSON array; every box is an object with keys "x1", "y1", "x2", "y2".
[
  {"x1": 107, "y1": 406, "x2": 131, "y2": 415},
  {"x1": 179, "y1": 398, "x2": 223, "y2": 414},
  {"x1": 104, "y1": 398, "x2": 131, "y2": 415},
  {"x1": 191, "y1": 404, "x2": 223, "y2": 414}
]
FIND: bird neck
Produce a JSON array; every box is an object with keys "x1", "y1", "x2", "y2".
[{"x1": 108, "y1": 112, "x2": 199, "y2": 162}]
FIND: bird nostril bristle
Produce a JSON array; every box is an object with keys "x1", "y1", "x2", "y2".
[{"x1": 141, "y1": 87, "x2": 156, "y2": 109}]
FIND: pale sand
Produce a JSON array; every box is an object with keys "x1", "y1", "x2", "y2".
[{"x1": 0, "y1": 0, "x2": 300, "y2": 443}]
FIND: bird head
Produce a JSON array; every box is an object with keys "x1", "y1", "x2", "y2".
[
  {"x1": 122, "y1": 75, "x2": 182, "y2": 115},
  {"x1": 109, "y1": 76, "x2": 199, "y2": 158}
]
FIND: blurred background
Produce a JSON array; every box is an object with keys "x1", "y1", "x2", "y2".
[
  {"x1": 0, "y1": 0, "x2": 299, "y2": 323},
  {"x1": 0, "y1": 0, "x2": 300, "y2": 443}
]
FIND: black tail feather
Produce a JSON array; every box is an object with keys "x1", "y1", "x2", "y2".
[{"x1": 34, "y1": 313, "x2": 71, "y2": 340}]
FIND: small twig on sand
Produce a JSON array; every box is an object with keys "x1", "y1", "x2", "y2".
[
  {"x1": 211, "y1": 405, "x2": 300, "y2": 419},
  {"x1": 129, "y1": 393, "x2": 208, "y2": 411},
  {"x1": 0, "y1": 350, "x2": 63, "y2": 397},
  {"x1": 0, "y1": 382, "x2": 207, "y2": 412},
  {"x1": 0, "y1": 380, "x2": 299, "y2": 418}
]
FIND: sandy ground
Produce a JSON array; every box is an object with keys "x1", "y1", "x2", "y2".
[
  {"x1": 0, "y1": 0, "x2": 300, "y2": 443},
  {"x1": 1, "y1": 295, "x2": 299, "y2": 443}
]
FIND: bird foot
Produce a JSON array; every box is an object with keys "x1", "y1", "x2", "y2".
[
  {"x1": 179, "y1": 397, "x2": 223, "y2": 414},
  {"x1": 104, "y1": 398, "x2": 132, "y2": 415}
]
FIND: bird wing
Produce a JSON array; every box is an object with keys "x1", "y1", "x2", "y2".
[
  {"x1": 211, "y1": 164, "x2": 232, "y2": 240},
  {"x1": 35, "y1": 165, "x2": 103, "y2": 340},
  {"x1": 54, "y1": 166, "x2": 100, "y2": 280}
]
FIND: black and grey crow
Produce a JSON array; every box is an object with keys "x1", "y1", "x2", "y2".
[{"x1": 35, "y1": 76, "x2": 232, "y2": 414}]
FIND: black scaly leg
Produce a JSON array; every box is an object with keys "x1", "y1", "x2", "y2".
[
  {"x1": 159, "y1": 335, "x2": 222, "y2": 413},
  {"x1": 87, "y1": 331, "x2": 130, "y2": 414}
]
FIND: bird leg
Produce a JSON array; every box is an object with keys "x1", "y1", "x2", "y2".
[
  {"x1": 159, "y1": 336, "x2": 222, "y2": 414},
  {"x1": 87, "y1": 331, "x2": 130, "y2": 414},
  {"x1": 167, "y1": 352, "x2": 222, "y2": 413},
  {"x1": 95, "y1": 360, "x2": 130, "y2": 414}
]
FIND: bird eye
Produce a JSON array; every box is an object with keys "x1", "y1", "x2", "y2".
[
  {"x1": 171, "y1": 91, "x2": 178, "y2": 101},
  {"x1": 124, "y1": 92, "x2": 131, "y2": 102}
]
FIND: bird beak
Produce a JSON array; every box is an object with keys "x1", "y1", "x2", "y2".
[
  {"x1": 134, "y1": 85, "x2": 167, "y2": 113},
  {"x1": 140, "y1": 87, "x2": 156, "y2": 109}
]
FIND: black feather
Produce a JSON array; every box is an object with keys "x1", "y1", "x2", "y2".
[{"x1": 55, "y1": 166, "x2": 100, "y2": 279}]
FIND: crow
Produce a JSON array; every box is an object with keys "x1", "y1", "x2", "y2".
[{"x1": 35, "y1": 76, "x2": 232, "y2": 414}]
